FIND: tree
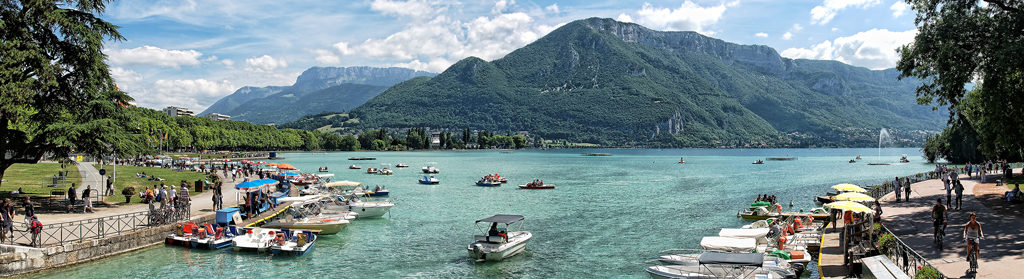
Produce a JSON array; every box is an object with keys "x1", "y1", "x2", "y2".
[
  {"x1": 898, "y1": 0, "x2": 1024, "y2": 160},
  {"x1": 1, "y1": 0, "x2": 130, "y2": 187},
  {"x1": 512, "y1": 134, "x2": 527, "y2": 149},
  {"x1": 339, "y1": 135, "x2": 360, "y2": 151}
]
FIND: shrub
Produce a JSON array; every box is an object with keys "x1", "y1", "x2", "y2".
[
  {"x1": 877, "y1": 233, "x2": 897, "y2": 255},
  {"x1": 915, "y1": 266, "x2": 942, "y2": 279}
]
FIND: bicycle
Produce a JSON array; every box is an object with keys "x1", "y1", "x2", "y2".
[
  {"x1": 966, "y1": 238, "x2": 979, "y2": 273},
  {"x1": 933, "y1": 222, "x2": 945, "y2": 248}
]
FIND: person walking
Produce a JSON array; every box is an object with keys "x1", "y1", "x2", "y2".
[
  {"x1": 82, "y1": 185, "x2": 93, "y2": 213},
  {"x1": 954, "y1": 180, "x2": 965, "y2": 210},
  {"x1": 1, "y1": 199, "x2": 12, "y2": 243},
  {"x1": 904, "y1": 178, "x2": 912, "y2": 202},
  {"x1": 894, "y1": 177, "x2": 902, "y2": 202},
  {"x1": 66, "y1": 183, "x2": 77, "y2": 213},
  {"x1": 22, "y1": 196, "x2": 34, "y2": 224},
  {"x1": 105, "y1": 175, "x2": 114, "y2": 196}
]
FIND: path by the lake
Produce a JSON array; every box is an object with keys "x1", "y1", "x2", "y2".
[{"x1": 880, "y1": 171, "x2": 1024, "y2": 279}]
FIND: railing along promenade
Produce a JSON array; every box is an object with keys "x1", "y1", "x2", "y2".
[
  {"x1": 8, "y1": 204, "x2": 190, "y2": 248},
  {"x1": 864, "y1": 170, "x2": 946, "y2": 278}
]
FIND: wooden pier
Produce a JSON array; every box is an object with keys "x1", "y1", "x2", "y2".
[{"x1": 818, "y1": 221, "x2": 848, "y2": 278}]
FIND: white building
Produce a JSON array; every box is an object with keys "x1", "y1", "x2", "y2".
[
  {"x1": 162, "y1": 106, "x2": 194, "y2": 117},
  {"x1": 203, "y1": 112, "x2": 230, "y2": 121}
]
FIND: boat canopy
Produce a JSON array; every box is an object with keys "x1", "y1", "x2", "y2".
[
  {"x1": 316, "y1": 174, "x2": 335, "y2": 178},
  {"x1": 276, "y1": 195, "x2": 323, "y2": 203},
  {"x1": 697, "y1": 251, "x2": 764, "y2": 267},
  {"x1": 325, "y1": 180, "x2": 362, "y2": 187},
  {"x1": 235, "y1": 178, "x2": 279, "y2": 192},
  {"x1": 281, "y1": 172, "x2": 299, "y2": 176},
  {"x1": 475, "y1": 214, "x2": 524, "y2": 224},
  {"x1": 718, "y1": 228, "x2": 770, "y2": 239},
  {"x1": 700, "y1": 237, "x2": 757, "y2": 253}
]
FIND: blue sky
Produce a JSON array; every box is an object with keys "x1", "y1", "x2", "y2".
[{"x1": 102, "y1": 0, "x2": 919, "y2": 111}]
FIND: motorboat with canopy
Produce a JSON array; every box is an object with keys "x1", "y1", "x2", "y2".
[
  {"x1": 648, "y1": 251, "x2": 799, "y2": 279},
  {"x1": 262, "y1": 197, "x2": 351, "y2": 234},
  {"x1": 419, "y1": 175, "x2": 440, "y2": 184},
  {"x1": 467, "y1": 214, "x2": 532, "y2": 261}
]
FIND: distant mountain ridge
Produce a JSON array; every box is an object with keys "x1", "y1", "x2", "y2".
[
  {"x1": 200, "y1": 66, "x2": 435, "y2": 124},
  {"x1": 330, "y1": 18, "x2": 942, "y2": 147}
]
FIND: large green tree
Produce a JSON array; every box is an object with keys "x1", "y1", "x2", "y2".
[
  {"x1": 1, "y1": 0, "x2": 131, "y2": 187},
  {"x1": 898, "y1": 0, "x2": 1024, "y2": 160}
]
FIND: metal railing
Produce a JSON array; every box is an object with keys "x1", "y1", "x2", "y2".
[
  {"x1": 878, "y1": 224, "x2": 944, "y2": 278},
  {"x1": 6, "y1": 203, "x2": 190, "y2": 248},
  {"x1": 866, "y1": 171, "x2": 938, "y2": 200}
]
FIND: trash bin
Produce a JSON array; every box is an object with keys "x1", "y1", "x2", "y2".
[
  {"x1": 216, "y1": 208, "x2": 240, "y2": 226},
  {"x1": 195, "y1": 180, "x2": 203, "y2": 193}
]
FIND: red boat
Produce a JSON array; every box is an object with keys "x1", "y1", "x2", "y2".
[{"x1": 518, "y1": 180, "x2": 555, "y2": 189}]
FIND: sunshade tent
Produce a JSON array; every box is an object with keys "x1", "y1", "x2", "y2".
[
  {"x1": 475, "y1": 214, "x2": 524, "y2": 224},
  {"x1": 277, "y1": 164, "x2": 297, "y2": 170},
  {"x1": 831, "y1": 183, "x2": 867, "y2": 193},
  {"x1": 834, "y1": 192, "x2": 875, "y2": 202},
  {"x1": 824, "y1": 201, "x2": 873, "y2": 213},
  {"x1": 235, "y1": 178, "x2": 279, "y2": 192},
  {"x1": 324, "y1": 181, "x2": 362, "y2": 187}
]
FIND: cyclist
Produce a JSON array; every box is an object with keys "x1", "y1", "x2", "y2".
[
  {"x1": 963, "y1": 212, "x2": 984, "y2": 264},
  {"x1": 932, "y1": 198, "x2": 948, "y2": 242}
]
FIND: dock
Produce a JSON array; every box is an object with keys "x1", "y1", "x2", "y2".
[{"x1": 818, "y1": 221, "x2": 848, "y2": 278}]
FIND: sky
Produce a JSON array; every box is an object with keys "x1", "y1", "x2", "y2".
[{"x1": 102, "y1": 0, "x2": 919, "y2": 112}]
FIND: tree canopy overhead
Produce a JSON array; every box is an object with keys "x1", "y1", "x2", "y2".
[
  {"x1": 898, "y1": 0, "x2": 1024, "y2": 161},
  {"x1": 1, "y1": 0, "x2": 132, "y2": 184}
]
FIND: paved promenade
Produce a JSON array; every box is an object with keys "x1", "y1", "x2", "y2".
[
  {"x1": 880, "y1": 172, "x2": 1024, "y2": 279},
  {"x1": 36, "y1": 163, "x2": 250, "y2": 224}
]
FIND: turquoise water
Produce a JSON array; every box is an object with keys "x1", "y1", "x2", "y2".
[{"x1": 35, "y1": 148, "x2": 932, "y2": 278}]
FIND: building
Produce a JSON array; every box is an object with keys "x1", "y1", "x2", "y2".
[
  {"x1": 203, "y1": 112, "x2": 230, "y2": 121},
  {"x1": 162, "y1": 106, "x2": 194, "y2": 117}
]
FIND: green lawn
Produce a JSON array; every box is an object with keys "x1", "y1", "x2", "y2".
[
  {"x1": 97, "y1": 164, "x2": 210, "y2": 204},
  {"x1": 0, "y1": 163, "x2": 80, "y2": 197}
]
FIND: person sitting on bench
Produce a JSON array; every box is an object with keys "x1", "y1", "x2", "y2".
[{"x1": 1006, "y1": 184, "x2": 1021, "y2": 202}]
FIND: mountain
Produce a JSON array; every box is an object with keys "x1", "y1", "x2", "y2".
[
  {"x1": 332, "y1": 18, "x2": 944, "y2": 147},
  {"x1": 200, "y1": 66, "x2": 435, "y2": 124}
]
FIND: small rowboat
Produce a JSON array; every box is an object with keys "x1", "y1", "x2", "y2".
[
  {"x1": 349, "y1": 165, "x2": 361, "y2": 169},
  {"x1": 518, "y1": 182, "x2": 554, "y2": 189}
]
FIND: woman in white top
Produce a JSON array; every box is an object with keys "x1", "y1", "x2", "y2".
[{"x1": 963, "y1": 212, "x2": 984, "y2": 261}]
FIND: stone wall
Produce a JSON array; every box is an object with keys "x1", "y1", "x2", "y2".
[{"x1": 0, "y1": 214, "x2": 215, "y2": 277}]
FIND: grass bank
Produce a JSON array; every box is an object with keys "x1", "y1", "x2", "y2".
[
  {"x1": 0, "y1": 163, "x2": 80, "y2": 197},
  {"x1": 97, "y1": 164, "x2": 209, "y2": 204}
]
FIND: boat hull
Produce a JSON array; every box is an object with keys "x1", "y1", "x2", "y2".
[
  {"x1": 467, "y1": 232, "x2": 531, "y2": 261},
  {"x1": 263, "y1": 221, "x2": 348, "y2": 235},
  {"x1": 348, "y1": 202, "x2": 394, "y2": 218},
  {"x1": 518, "y1": 184, "x2": 555, "y2": 189}
]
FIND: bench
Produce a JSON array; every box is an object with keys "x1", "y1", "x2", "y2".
[{"x1": 860, "y1": 255, "x2": 911, "y2": 279}]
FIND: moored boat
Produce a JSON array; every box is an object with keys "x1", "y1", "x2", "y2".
[
  {"x1": 366, "y1": 167, "x2": 377, "y2": 174},
  {"x1": 419, "y1": 175, "x2": 440, "y2": 184},
  {"x1": 467, "y1": 214, "x2": 531, "y2": 261},
  {"x1": 395, "y1": 163, "x2": 409, "y2": 168},
  {"x1": 753, "y1": 160, "x2": 765, "y2": 164},
  {"x1": 338, "y1": 195, "x2": 394, "y2": 218},
  {"x1": 475, "y1": 179, "x2": 502, "y2": 187},
  {"x1": 378, "y1": 168, "x2": 394, "y2": 175},
  {"x1": 422, "y1": 166, "x2": 439, "y2": 173},
  {"x1": 165, "y1": 222, "x2": 235, "y2": 249},
  {"x1": 349, "y1": 165, "x2": 361, "y2": 169},
  {"x1": 519, "y1": 179, "x2": 554, "y2": 189}
]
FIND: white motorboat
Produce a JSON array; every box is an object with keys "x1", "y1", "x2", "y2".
[
  {"x1": 232, "y1": 227, "x2": 316, "y2": 256},
  {"x1": 262, "y1": 199, "x2": 350, "y2": 235},
  {"x1": 700, "y1": 237, "x2": 759, "y2": 253},
  {"x1": 232, "y1": 227, "x2": 277, "y2": 252},
  {"x1": 650, "y1": 251, "x2": 800, "y2": 279},
  {"x1": 419, "y1": 175, "x2": 440, "y2": 184},
  {"x1": 422, "y1": 166, "x2": 439, "y2": 173},
  {"x1": 467, "y1": 214, "x2": 532, "y2": 261},
  {"x1": 718, "y1": 228, "x2": 771, "y2": 244},
  {"x1": 339, "y1": 195, "x2": 393, "y2": 218}
]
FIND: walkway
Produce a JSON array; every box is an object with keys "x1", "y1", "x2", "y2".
[
  {"x1": 818, "y1": 221, "x2": 848, "y2": 278},
  {"x1": 880, "y1": 172, "x2": 1024, "y2": 279}
]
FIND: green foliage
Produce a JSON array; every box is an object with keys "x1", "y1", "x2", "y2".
[
  {"x1": 921, "y1": 117, "x2": 986, "y2": 163},
  {"x1": 877, "y1": 233, "x2": 897, "y2": 255},
  {"x1": 339, "y1": 135, "x2": 360, "y2": 151},
  {"x1": 915, "y1": 266, "x2": 942, "y2": 279},
  {"x1": 0, "y1": 0, "x2": 133, "y2": 186},
  {"x1": 338, "y1": 18, "x2": 942, "y2": 147},
  {"x1": 899, "y1": 1, "x2": 1024, "y2": 161}
]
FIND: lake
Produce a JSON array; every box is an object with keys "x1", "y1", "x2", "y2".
[{"x1": 35, "y1": 148, "x2": 933, "y2": 278}]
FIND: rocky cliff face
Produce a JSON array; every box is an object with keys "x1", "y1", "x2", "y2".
[{"x1": 291, "y1": 66, "x2": 435, "y2": 93}]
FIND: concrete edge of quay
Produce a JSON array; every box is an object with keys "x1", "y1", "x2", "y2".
[{"x1": 0, "y1": 213, "x2": 216, "y2": 278}]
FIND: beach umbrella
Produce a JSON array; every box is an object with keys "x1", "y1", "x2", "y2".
[
  {"x1": 831, "y1": 183, "x2": 867, "y2": 193},
  {"x1": 254, "y1": 161, "x2": 265, "y2": 165},
  {"x1": 824, "y1": 201, "x2": 872, "y2": 213},
  {"x1": 834, "y1": 192, "x2": 875, "y2": 202},
  {"x1": 266, "y1": 163, "x2": 278, "y2": 167},
  {"x1": 235, "y1": 178, "x2": 279, "y2": 192},
  {"x1": 280, "y1": 172, "x2": 299, "y2": 176},
  {"x1": 277, "y1": 164, "x2": 297, "y2": 170}
]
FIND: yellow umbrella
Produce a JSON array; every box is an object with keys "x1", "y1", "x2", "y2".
[
  {"x1": 831, "y1": 183, "x2": 867, "y2": 193},
  {"x1": 834, "y1": 192, "x2": 875, "y2": 202},
  {"x1": 824, "y1": 201, "x2": 872, "y2": 213}
]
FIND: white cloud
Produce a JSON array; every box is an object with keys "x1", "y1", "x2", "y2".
[
  {"x1": 619, "y1": 1, "x2": 731, "y2": 35},
  {"x1": 492, "y1": 0, "x2": 515, "y2": 14},
  {"x1": 780, "y1": 28, "x2": 917, "y2": 69},
  {"x1": 831, "y1": 27, "x2": 839, "y2": 32},
  {"x1": 110, "y1": 67, "x2": 143, "y2": 84},
  {"x1": 318, "y1": 11, "x2": 558, "y2": 72},
  {"x1": 755, "y1": 32, "x2": 768, "y2": 38},
  {"x1": 244, "y1": 55, "x2": 287, "y2": 72},
  {"x1": 370, "y1": 0, "x2": 439, "y2": 18},
  {"x1": 545, "y1": 4, "x2": 559, "y2": 14},
  {"x1": 782, "y1": 32, "x2": 793, "y2": 40},
  {"x1": 314, "y1": 49, "x2": 341, "y2": 64},
  {"x1": 220, "y1": 59, "x2": 235, "y2": 67},
  {"x1": 810, "y1": 0, "x2": 882, "y2": 25},
  {"x1": 129, "y1": 79, "x2": 236, "y2": 111},
  {"x1": 890, "y1": 2, "x2": 908, "y2": 17},
  {"x1": 792, "y1": 24, "x2": 803, "y2": 31},
  {"x1": 106, "y1": 45, "x2": 202, "y2": 68}
]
